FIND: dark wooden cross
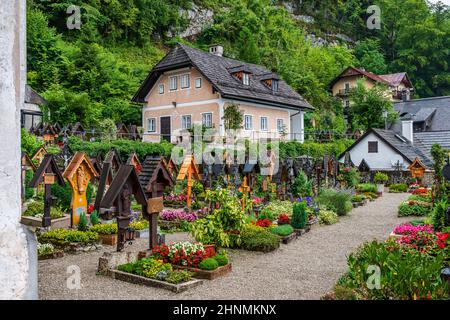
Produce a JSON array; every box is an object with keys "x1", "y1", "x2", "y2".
[{"x1": 28, "y1": 154, "x2": 65, "y2": 228}]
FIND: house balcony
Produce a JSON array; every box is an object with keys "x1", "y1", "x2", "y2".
[{"x1": 337, "y1": 88, "x2": 351, "y2": 96}]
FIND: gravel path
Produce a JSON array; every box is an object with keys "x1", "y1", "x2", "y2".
[{"x1": 38, "y1": 192, "x2": 411, "y2": 300}]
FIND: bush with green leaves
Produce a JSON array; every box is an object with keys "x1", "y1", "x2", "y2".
[
  {"x1": 351, "y1": 195, "x2": 365, "y2": 203},
  {"x1": 38, "y1": 228, "x2": 98, "y2": 246},
  {"x1": 90, "y1": 223, "x2": 118, "y2": 235},
  {"x1": 291, "y1": 171, "x2": 312, "y2": 197},
  {"x1": 270, "y1": 224, "x2": 294, "y2": 237},
  {"x1": 388, "y1": 183, "x2": 408, "y2": 193},
  {"x1": 23, "y1": 201, "x2": 65, "y2": 219},
  {"x1": 374, "y1": 172, "x2": 389, "y2": 184},
  {"x1": 432, "y1": 200, "x2": 448, "y2": 231},
  {"x1": 90, "y1": 210, "x2": 100, "y2": 225},
  {"x1": 259, "y1": 201, "x2": 293, "y2": 220},
  {"x1": 37, "y1": 243, "x2": 55, "y2": 256},
  {"x1": 118, "y1": 258, "x2": 173, "y2": 279},
  {"x1": 398, "y1": 202, "x2": 432, "y2": 217},
  {"x1": 77, "y1": 212, "x2": 89, "y2": 231},
  {"x1": 317, "y1": 189, "x2": 353, "y2": 216},
  {"x1": 213, "y1": 254, "x2": 229, "y2": 266},
  {"x1": 165, "y1": 270, "x2": 193, "y2": 284},
  {"x1": 25, "y1": 170, "x2": 35, "y2": 200},
  {"x1": 342, "y1": 168, "x2": 360, "y2": 188},
  {"x1": 333, "y1": 240, "x2": 449, "y2": 300},
  {"x1": 318, "y1": 209, "x2": 339, "y2": 225},
  {"x1": 240, "y1": 224, "x2": 280, "y2": 253},
  {"x1": 291, "y1": 202, "x2": 308, "y2": 229},
  {"x1": 357, "y1": 183, "x2": 377, "y2": 193},
  {"x1": 199, "y1": 258, "x2": 219, "y2": 271}
]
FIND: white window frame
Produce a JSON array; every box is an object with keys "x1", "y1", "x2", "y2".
[
  {"x1": 202, "y1": 112, "x2": 213, "y2": 128},
  {"x1": 243, "y1": 73, "x2": 250, "y2": 86},
  {"x1": 158, "y1": 84, "x2": 165, "y2": 95},
  {"x1": 169, "y1": 76, "x2": 178, "y2": 91},
  {"x1": 182, "y1": 115, "x2": 192, "y2": 130},
  {"x1": 272, "y1": 80, "x2": 279, "y2": 92},
  {"x1": 195, "y1": 77, "x2": 202, "y2": 89},
  {"x1": 147, "y1": 118, "x2": 156, "y2": 133},
  {"x1": 244, "y1": 114, "x2": 253, "y2": 130},
  {"x1": 180, "y1": 74, "x2": 190, "y2": 89},
  {"x1": 277, "y1": 118, "x2": 284, "y2": 133},
  {"x1": 344, "y1": 99, "x2": 350, "y2": 108},
  {"x1": 260, "y1": 116, "x2": 268, "y2": 131}
]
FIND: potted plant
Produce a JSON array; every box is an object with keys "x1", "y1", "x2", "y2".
[
  {"x1": 374, "y1": 172, "x2": 388, "y2": 194},
  {"x1": 90, "y1": 223, "x2": 118, "y2": 246}
]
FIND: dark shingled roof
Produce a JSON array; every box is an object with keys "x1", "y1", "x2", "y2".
[
  {"x1": 133, "y1": 44, "x2": 313, "y2": 110},
  {"x1": 391, "y1": 96, "x2": 450, "y2": 132},
  {"x1": 139, "y1": 156, "x2": 174, "y2": 193},
  {"x1": 413, "y1": 131, "x2": 450, "y2": 158}
]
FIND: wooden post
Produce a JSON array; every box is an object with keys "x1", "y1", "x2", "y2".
[
  {"x1": 42, "y1": 174, "x2": 54, "y2": 228},
  {"x1": 239, "y1": 177, "x2": 250, "y2": 212}
]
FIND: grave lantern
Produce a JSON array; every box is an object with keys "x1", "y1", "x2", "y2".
[
  {"x1": 100, "y1": 165, "x2": 148, "y2": 251},
  {"x1": 63, "y1": 152, "x2": 99, "y2": 226},
  {"x1": 176, "y1": 154, "x2": 202, "y2": 209},
  {"x1": 29, "y1": 154, "x2": 65, "y2": 227},
  {"x1": 139, "y1": 156, "x2": 174, "y2": 249}
]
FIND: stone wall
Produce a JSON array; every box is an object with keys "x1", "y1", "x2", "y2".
[{"x1": 0, "y1": 0, "x2": 37, "y2": 300}]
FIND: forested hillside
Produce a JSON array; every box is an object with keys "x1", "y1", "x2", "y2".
[{"x1": 27, "y1": 0, "x2": 450, "y2": 132}]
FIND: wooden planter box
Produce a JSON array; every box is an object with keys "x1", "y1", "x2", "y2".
[
  {"x1": 294, "y1": 228, "x2": 306, "y2": 236},
  {"x1": 109, "y1": 269, "x2": 203, "y2": 293},
  {"x1": 280, "y1": 232, "x2": 297, "y2": 244},
  {"x1": 38, "y1": 250, "x2": 64, "y2": 260},
  {"x1": 99, "y1": 234, "x2": 118, "y2": 246},
  {"x1": 173, "y1": 263, "x2": 232, "y2": 280},
  {"x1": 21, "y1": 214, "x2": 70, "y2": 228}
]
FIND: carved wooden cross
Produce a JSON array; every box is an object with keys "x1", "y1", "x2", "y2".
[{"x1": 239, "y1": 176, "x2": 250, "y2": 212}]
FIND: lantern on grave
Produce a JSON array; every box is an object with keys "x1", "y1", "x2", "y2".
[
  {"x1": 408, "y1": 157, "x2": 426, "y2": 179},
  {"x1": 29, "y1": 154, "x2": 65, "y2": 227},
  {"x1": 139, "y1": 156, "x2": 174, "y2": 249},
  {"x1": 176, "y1": 155, "x2": 201, "y2": 209},
  {"x1": 100, "y1": 165, "x2": 148, "y2": 252},
  {"x1": 63, "y1": 152, "x2": 99, "y2": 226}
]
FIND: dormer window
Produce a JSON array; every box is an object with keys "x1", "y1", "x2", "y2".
[
  {"x1": 242, "y1": 73, "x2": 250, "y2": 86},
  {"x1": 261, "y1": 74, "x2": 280, "y2": 92},
  {"x1": 272, "y1": 79, "x2": 279, "y2": 92}
]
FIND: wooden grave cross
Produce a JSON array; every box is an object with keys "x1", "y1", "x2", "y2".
[
  {"x1": 63, "y1": 152, "x2": 99, "y2": 226},
  {"x1": 29, "y1": 154, "x2": 65, "y2": 227},
  {"x1": 176, "y1": 155, "x2": 201, "y2": 209},
  {"x1": 238, "y1": 176, "x2": 251, "y2": 212}
]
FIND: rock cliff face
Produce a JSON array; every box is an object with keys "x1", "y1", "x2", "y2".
[{"x1": 175, "y1": 1, "x2": 354, "y2": 47}]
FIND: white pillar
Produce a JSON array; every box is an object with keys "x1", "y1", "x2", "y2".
[
  {"x1": 290, "y1": 110, "x2": 305, "y2": 143},
  {"x1": 299, "y1": 110, "x2": 305, "y2": 144},
  {"x1": 0, "y1": 0, "x2": 37, "y2": 300}
]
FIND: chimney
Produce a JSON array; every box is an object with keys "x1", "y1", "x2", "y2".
[
  {"x1": 209, "y1": 44, "x2": 223, "y2": 57},
  {"x1": 401, "y1": 119, "x2": 413, "y2": 144}
]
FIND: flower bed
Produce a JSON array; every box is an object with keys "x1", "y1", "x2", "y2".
[
  {"x1": 160, "y1": 209, "x2": 199, "y2": 222},
  {"x1": 152, "y1": 242, "x2": 209, "y2": 268},
  {"x1": 163, "y1": 194, "x2": 188, "y2": 208},
  {"x1": 37, "y1": 228, "x2": 100, "y2": 253},
  {"x1": 398, "y1": 201, "x2": 433, "y2": 217}
]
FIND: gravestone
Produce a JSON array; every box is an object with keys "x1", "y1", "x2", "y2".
[{"x1": 176, "y1": 155, "x2": 202, "y2": 209}]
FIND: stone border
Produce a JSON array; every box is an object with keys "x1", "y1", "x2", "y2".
[
  {"x1": 38, "y1": 250, "x2": 64, "y2": 260},
  {"x1": 173, "y1": 263, "x2": 232, "y2": 280},
  {"x1": 280, "y1": 232, "x2": 297, "y2": 244},
  {"x1": 21, "y1": 214, "x2": 70, "y2": 229},
  {"x1": 109, "y1": 269, "x2": 203, "y2": 293}
]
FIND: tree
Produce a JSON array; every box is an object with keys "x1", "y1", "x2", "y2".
[
  {"x1": 349, "y1": 80, "x2": 397, "y2": 130},
  {"x1": 222, "y1": 104, "x2": 243, "y2": 131},
  {"x1": 354, "y1": 39, "x2": 387, "y2": 75}
]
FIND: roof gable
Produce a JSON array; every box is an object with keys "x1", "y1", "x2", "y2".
[
  {"x1": 63, "y1": 152, "x2": 99, "y2": 181},
  {"x1": 29, "y1": 154, "x2": 65, "y2": 187}
]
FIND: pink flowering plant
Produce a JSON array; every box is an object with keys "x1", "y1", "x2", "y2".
[
  {"x1": 393, "y1": 223, "x2": 433, "y2": 235},
  {"x1": 160, "y1": 209, "x2": 198, "y2": 222},
  {"x1": 164, "y1": 194, "x2": 188, "y2": 202}
]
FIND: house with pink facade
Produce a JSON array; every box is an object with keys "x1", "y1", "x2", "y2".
[{"x1": 132, "y1": 44, "x2": 313, "y2": 143}]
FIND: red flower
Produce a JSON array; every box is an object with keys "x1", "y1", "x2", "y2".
[
  {"x1": 277, "y1": 214, "x2": 290, "y2": 225},
  {"x1": 253, "y1": 218, "x2": 273, "y2": 228}
]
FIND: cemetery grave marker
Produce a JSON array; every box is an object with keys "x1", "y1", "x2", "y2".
[{"x1": 176, "y1": 155, "x2": 201, "y2": 209}]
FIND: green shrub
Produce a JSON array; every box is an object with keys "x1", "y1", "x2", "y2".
[
  {"x1": 374, "y1": 172, "x2": 388, "y2": 184},
  {"x1": 90, "y1": 223, "x2": 118, "y2": 235},
  {"x1": 37, "y1": 243, "x2": 55, "y2": 256},
  {"x1": 259, "y1": 201, "x2": 293, "y2": 219},
  {"x1": 199, "y1": 258, "x2": 219, "y2": 270},
  {"x1": 51, "y1": 182, "x2": 73, "y2": 211},
  {"x1": 165, "y1": 270, "x2": 192, "y2": 284},
  {"x1": 318, "y1": 209, "x2": 339, "y2": 225},
  {"x1": 357, "y1": 183, "x2": 377, "y2": 193},
  {"x1": 240, "y1": 224, "x2": 280, "y2": 252},
  {"x1": 78, "y1": 212, "x2": 88, "y2": 231},
  {"x1": 117, "y1": 263, "x2": 135, "y2": 274},
  {"x1": 38, "y1": 228, "x2": 98, "y2": 246},
  {"x1": 213, "y1": 254, "x2": 229, "y2": 266},
  {"x1": 291, "y1": 171, "x2": 312, "y2": 197},
  {"x1": 23, "y1": 201, "x2": 65, "y2": 219},
  {"x1": 90, "y1": 210, "x2": 100, "y2": 225},
  {"x1": 129, "y1": 219, "x2": 149, "y2": 230},
  {"x1": 134, "y1": 258, "x2": 172, "y2": 279},
  {"x1": 388, "y1": 183, "x2": 408, "y2": 193},
  {"x1": 317, "y1": 189, "x2": 353, "y2": 216},
  {"x1": 270, "y1": 224, "x2": 294, "y2": 237},
  {"x1": 25, "y1": 170, "x2": 35, "y2": 200},
  {"x1": 291, "y1": 201, "x2": 308, "y2": 229},
  {"x1": 398, "y1": 202, "x2": 432, "y2": 217},
  {"x1": 334, "y1": 241, "x2": 449, "y2": 300},
  {"x1": 343, "y1": 168, "x2": 360, "y2": 187},
  {"x1": 408, "y1": 194, "x2": 432, "y2": 203},
  {"x1": 351, "y1": 195, "x2": 365, "y2": 203},
  {"x1": 432, "y1": 200, "x2": 448, "y2": 231}
]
